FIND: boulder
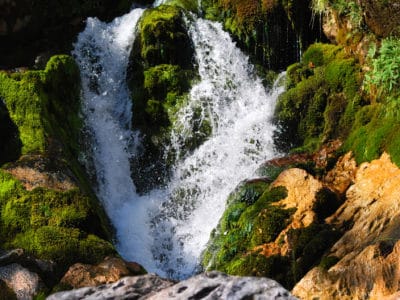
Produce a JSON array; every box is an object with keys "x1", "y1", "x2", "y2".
[
  {"x1": 48, "y1": 271, "x2": 296, "y2": 300},
  {"x1": 0, "y1": 263, "x2": 44, "y2": 300},
  {"x1": 60, "y1": 257, "x2": 146, "y2": 289},
  {"x1": 47, "y1": 274, "x2": 174, "y2": 300},
  {"x1": 149, "y1": 271, "x2": 297, "y2": 300}
]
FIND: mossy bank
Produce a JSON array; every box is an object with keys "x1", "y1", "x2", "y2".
[{"x1": 0, "y1": 55, "x2": 115, "y2": 279}]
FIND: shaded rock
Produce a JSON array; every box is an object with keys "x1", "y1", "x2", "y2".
[
  {"x1": 0, "y1": 263, "x2": 44, "y2": 300},
  {"x1": 293, "y1": 153, "x2": 400, "y2": 299},
  {"x1": 60, "y1": 257, "x2": 146, "y2": 289},
  {"x1": 0, "y1": 249, "x2": 56, "y2": 289},
  {"x1": 149, "y1": 271, "x2": 296, "y2": 300},
  {"x1": 47, "y1": 274, "x2": 174, "y2": 300},
  {"x1": 323, "y1": 151, "x2": 357, "y2": 195},
  {"x1": 360, "y1": 0, "x2": 400, "y2": 37},
  {"x1": 0, "y1": 249, "x2": 24, "y2": 267},
  {"x1": 0, "y1": 280, "x2": 17, "y2": 299}
]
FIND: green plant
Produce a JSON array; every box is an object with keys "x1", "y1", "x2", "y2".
[{"x1": 364, "y1": 38, "x2": 400, "y2": 98}]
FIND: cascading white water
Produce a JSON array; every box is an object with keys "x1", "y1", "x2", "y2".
[
  {"x1": 146, "y1": 17, "x2": 285, "y2": 278},
  {"x1": 73, "y1": 7, "x2": 284, "y2": 280},
  {"x1": 72, "y1": 7, "x2": 161, "y2": 271}
]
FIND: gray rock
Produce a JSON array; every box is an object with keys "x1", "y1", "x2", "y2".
[
  {"x1": 149, "y1": 271, "x2": 297, "y2": 300},
  {"x1": 46, "y1": 274, "x2": 174, "y2": 300},
  {"x1": 0, "y1": 263, "x2": 44, "y2": 300},
  {"x1": 47, "y1": 271, "x2": 296, "y2": 300}
]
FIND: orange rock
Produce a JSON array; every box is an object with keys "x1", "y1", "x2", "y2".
[
  {"x1": 60, "y1": 257, "x2": 146, "y2": 289},
  {"x1": 293, "y1": 153, "x2": 400, "y2": 299}
]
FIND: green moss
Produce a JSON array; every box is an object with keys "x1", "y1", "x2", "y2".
[
  {"x1": 301, "y1": 43, "x2": 344, "y2": 67},
  {"x1": 163, "y1": 0, "x2": 198, "y2": 11},
  {"x1": 0, "y1": 170, "x2": 115, "y2": 272},
  {"x1": 202, "y1": 184, "x2": 291, "y2": 273},
  {"x1": 0, "y1": 55, "x2": 81, "y2": 156},
  {"x1": 313, "y1": 187, "x2": 341, "y2": 220},
  {"x1": 343, "y1": 102, "x2": 400, "y2": 165},
  {"x1": 128, "y1": 5, "x2": 198, "y2": 193},
  {"x1": 249, "y1": 204, "x2": 293, "y2": 247},
  {"x1": 289, "y1": 222, "x2": 341, "y2": 282},
  {"x1": 274, "y1": 43, "x2": 362, "y2": 153},
  {"x1": 225, "y1": 253, "x2": 290, "y2": 281}
]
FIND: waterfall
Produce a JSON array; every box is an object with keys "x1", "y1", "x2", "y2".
[
  {"x1": 147, "y1": 17, "x2": 284, "y2": 278},
  {"x1": 73, "y1": 7, "x2": 284, "y2": 280}
]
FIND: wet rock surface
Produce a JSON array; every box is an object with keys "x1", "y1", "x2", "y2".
[{"x1": 48, "y1": 271, "x2": 296, "y2": 300}]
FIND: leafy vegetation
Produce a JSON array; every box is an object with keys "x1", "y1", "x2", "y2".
[{"x1": 364, "y1": 38, "x2": 400, "y2": 98}]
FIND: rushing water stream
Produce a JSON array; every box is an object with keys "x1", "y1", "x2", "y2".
[{"x1": 73, "y1": 5, "x2": 284, "y2": 279}]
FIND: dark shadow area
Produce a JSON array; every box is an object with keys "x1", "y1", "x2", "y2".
[{"x1": 0, "y1": 98, "x2": 22, "y2": 165}]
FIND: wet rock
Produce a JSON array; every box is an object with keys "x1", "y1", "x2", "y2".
[
  {"x1": 0, "y1": 263, "x2": 44, "y2": 300},
  {"x1": 149, "y1": 271, "x2": 296, "y2": 300},
  {"x1": 47, "y1": 274, "x2": 174, "y2": 300},
  {"x1": 60, "y1": 257, "x2": 146, "y2": 289}
]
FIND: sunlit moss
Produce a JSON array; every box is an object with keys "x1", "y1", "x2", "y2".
[{"x1": 0, "y1": 170, "x2": 115, "y2": 271}]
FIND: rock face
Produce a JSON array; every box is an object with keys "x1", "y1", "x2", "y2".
[
  {"x1": 360, "y1": 0, "x2": 400, "y2": 37},
  {"x1": 48, "y1": 271, "x2": 296, "y2": 300},
  {"x1": 293, "y1": 153, "x2": 400, "y2": 299}
]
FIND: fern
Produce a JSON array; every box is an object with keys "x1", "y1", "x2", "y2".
[{"x1": 364, "y1": 38, "x2": 400, "y2": 98}]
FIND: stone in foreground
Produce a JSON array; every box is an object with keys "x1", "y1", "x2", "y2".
[
  {"x1": 47, "y1": 271, "x2": 296, "y2": 300},
  {"x1": 148, "y1": 271, "x2": 297, "y2": 300}
]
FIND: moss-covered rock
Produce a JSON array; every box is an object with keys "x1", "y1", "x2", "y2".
[
  {"x1": 0, "y1": 55, "x2": 81, "y2": 156},
  {"x1": 128, "y1": 5, "x2": 196, "y2": 193},
  {"x1": 0, "y1": 170, "x2": 115, "y2": 275},
  {"x1": 202, "y1": 181, "x2": 292, "y2": 275},
  {"x1": 0, "y1": 56, "x2": 115, "y2": 278},
  {"x1": 274, "y1": 43, "x2": 363, "y2": 153}
]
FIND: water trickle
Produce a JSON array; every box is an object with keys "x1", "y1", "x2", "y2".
[{"x1": 74, "y1": 8, "x2": 284, "y2": 280}]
